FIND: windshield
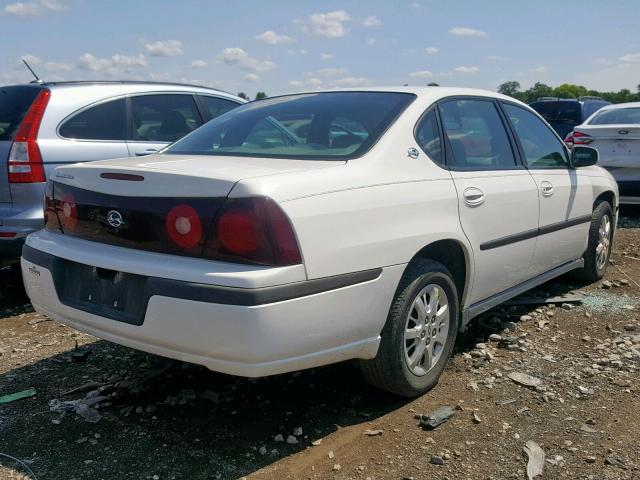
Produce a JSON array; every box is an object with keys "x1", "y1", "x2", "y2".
[
  {"x1": 589, "y1": 107, "x2": 640, "y2": 125},
  {"x1": 165, "y1": 92, "x2": 415, "y2": 160}
]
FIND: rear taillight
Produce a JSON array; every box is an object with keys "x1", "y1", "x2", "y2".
[
  {"x1": 44, "y1": 180, "x2": 62, "y2": 231},
  {"x1": 571, "y1": 131, "x2": 592, "y2": 145},
  {"x1": 166, "y1": 204, "x2": 203, "y2": 249},
  {"x1": 564, "y1": 131, "x2": 574, "y2": 148},
  {"x1": 8, "y1": 89, "x2": 50, "y2": 184},
  {"x1": 205, "y1": 197, "x2": 302, "y2": 266}
]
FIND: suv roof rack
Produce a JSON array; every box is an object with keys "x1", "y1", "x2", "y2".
[
  {"x1": 39, "y1": 80, "x2": 234, "y2": 95},
  {"x1": 578, "y1": 95, "x2": 605, "y2": 101},
  {"x1": 536, "y1": 97, "x2": 561, "y2": 102}
]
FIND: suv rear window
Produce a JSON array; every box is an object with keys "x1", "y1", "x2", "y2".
[
  {"x1": 166, "y1": 92, "x2": 415, "y2": 160},
  {"x1": 0, "y1": 85, "x2": 42, "y2": 141},
  {"x1": 530, "y1": 101, "x2": 581, "y2": 123}
]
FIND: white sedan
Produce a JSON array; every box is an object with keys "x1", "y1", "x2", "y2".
[
  {"x1": 566, "y1": 102, "x2": 640, "y2": 204},
  {"x1": 22, "y1": 87, "x2": 618, "y2": 397}
]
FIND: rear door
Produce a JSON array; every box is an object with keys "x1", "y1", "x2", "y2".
[
  {"x1": 502, "y1": 102, "x2": 592, "y2": 276},
  {"x1": 439, "y1": 97, "x2": 539, "y2": 304},
  {"x1": 126, "y1": 93, "x2": 204, "y2": 157},
  {"x1": 54, "y1": 97, "x2": 130, "y2": 170},
  {"x1": 0, "y1": 85, "x2": 43, "y2": 203}
]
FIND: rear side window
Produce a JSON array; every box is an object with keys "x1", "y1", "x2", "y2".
[
  {"x1": 438, "y1": 99, "x2": 517, "y2": 170},
  {"x1": 589, "y1": 107, "x2": 640, "y2": 125},
  {"x1": 502, "y1": 103, "x2": 568, "y2": 169},
  {"x1": 0, "y1": 86, "x2": 41, "y2": 141},
  {"x1": 415, "y1": 110, "x2": 443, "y2": 164},
  {"x1": 199, "y1": 96, "x2": 240, "y2": 120},
  {"x1": 59, "y1": 98, "x2": 126, "y2": 141},
  {"x1": 130, "y1": 94, "x2": 202, "y2": 143},
  {"x1": 530, "y1": 101, "x2": 581, "y2": 123}
]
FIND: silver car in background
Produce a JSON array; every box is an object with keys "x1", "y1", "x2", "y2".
[
  {"x1": 567, "y1": 102, "x2": 640, "y2": 204},
  {"x1": 0, "y1": 81, "x2": 244, "y2": 262}
]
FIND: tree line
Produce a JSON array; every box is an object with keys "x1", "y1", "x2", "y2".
[{"x1": 497, "y1": 81, "x2": 640, "y2": 104}]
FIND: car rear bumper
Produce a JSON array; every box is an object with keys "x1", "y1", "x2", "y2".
[
  {"x1": 21, "y1": 238, "x2": 403, "y2": 377},
  {"x1": 0, "y1": 182, "x2": 46, "y2": 260}
]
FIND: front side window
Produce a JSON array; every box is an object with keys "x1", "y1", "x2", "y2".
[
  {"x1": 589, "y1": 107, "x2": 640, "y2": 125},
  {"x1": 59, "y1": 98, "x2": 126, "y2": 141},
  {"x1": 438, "y1": 99, "x2": 517, "y2": 170},
  {"x1": 502, "y1": 103, "x2": 568, "y2": 169},
  {"x1": 415, "y1": 109, "x2": 443, "y2": 164},
  {"x1": 130, "y1": 94, "x2": 202, "y2": 143},
  {"x1": 165, "y1": 92, "x2": 415, "y2": 160}
]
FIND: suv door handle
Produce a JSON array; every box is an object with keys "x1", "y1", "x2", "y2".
[
  {"x1": 541, "y1": 181, "x2": 554, "y2": 197},
  {"x1": 463, "y1": 187, "x2": 485, "y2": 206},
  {"x1": 135, "y1": 148, "x2": 158, "y2": 156}
]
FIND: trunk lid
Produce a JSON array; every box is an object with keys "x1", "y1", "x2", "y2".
[
  {"x1": 575, "y1": 125, "x2": 640, "y2": 168},
  {"x1": 49, "y1": 153, "x2": 343, "y2": 258},
  {"x1": 54, "y1": 153, "x2": 342, "y2": 197}
]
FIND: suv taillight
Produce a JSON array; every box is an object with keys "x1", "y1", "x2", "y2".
[
  {"x1": 8, "y1": 89, "x2": 50, "y2": 183},
  {"x1": 203, "y1": 197, "x2": 302, "y2": 266},
  {"x1": 571, "y1": 131, "x2": 592, "y2": 146}
]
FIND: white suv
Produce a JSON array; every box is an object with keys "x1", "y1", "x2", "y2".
[{"x1": 21, "y1": 87, "x2": 618, "y2": 397}]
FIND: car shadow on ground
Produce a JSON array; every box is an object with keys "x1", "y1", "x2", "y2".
[{"x1": 1, "y1": 210, "x2": 637, "y2": 479}]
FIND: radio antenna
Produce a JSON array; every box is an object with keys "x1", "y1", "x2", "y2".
[{"x1": 22, "y1": 59, "x2": 42, "y2": 83}]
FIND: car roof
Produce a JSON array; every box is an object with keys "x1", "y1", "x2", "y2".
[
  {"x1": 596, "y1": 101, "x2": 640, "y2": 111},
  {"x1": 2, "y1": 80, "x2": 240, "y2": 100},
  {"x1": 266, "y1": 86, "x2": 524, "y2": 105}
]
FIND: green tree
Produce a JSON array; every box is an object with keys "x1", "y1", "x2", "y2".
[
  {"x1": 255, "y1": 91, "x2": 267, "y2": 100},
  {"x1": 523, "y1": 82, "x2": 554, "y2": 102},
  {"x1": 553, "y1": 83, "x2": 588, "y2": 99},
  {"x1": 237, "y1": 92, "x2": 249, "y2": 100},
  {"x1": 497, "y1": 81, "x2": 521, "y2": 98},
  {"x1": 427, "y1": 82, "x2": 439, "y2": 87}
]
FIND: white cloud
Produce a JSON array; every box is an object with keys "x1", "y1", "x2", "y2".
[
  {"x1": 316, "y1": 67, "x2": 349, "y2": 77},
  {"x1": 45, "y1": 61, "x2": 72, "y2": 72},
  {"x1": 3, "y1": 0, "x2": 64, "y2": 16},
  {"x1": 244, "y1": 73, "x2": 261, "y2": 83},
  {"x1": 145, "y1": 40, "x2": 183, "y2": 57},
  {"x1": 301, "y1": 10, "x2": 351, "y2": 38},
  {"x1": 453, "y1": 65, "x2": 479, "y2": 74},
  {"x1": 78, "y1": 53, "x2": 148, "y2": 75},
  {"x1": 255, "y1": 30, "x2": 293, "y2": 45},
  {"x1": 320, "y1": 53, "x2": 333, "y2": 60},
  {"x1": 299, "y1": 49, "x2": 307, "y2": 55},
  {"x1": 425, "y1": 47, "x2": 438, "y2": 55},
  {"x1": 289, "y1": 71, "x2": 371, "y2": 90},
  {"x1": 410, "y1": 2, "x2": 422, "y2": 8},
  {"x1": 366, "y1": 37, "x2": 376, "y2": 45},
  {"x1": 332, "y1": 76, "x2": 371, "y2": 87},
  {"x1": 619, "y1": 52, "x2": 640, "y2": 63},
  {"x1": 409, "y1": 70, "x2": 433, "y2": 79},
  {"x1": 593, "y1": 57, "x2": 611, "y2": 66},
  {"x1": 362, "y1": 15, "x2": 382, "y2": 27},
  {"x1": 449, "y1": 27, "x2": 487, "y2": 37},
  {"x1": 573, "y1": 62, "x2": 640, "y2": 91},
  {"x1": 487, "y1": 55, "x2": 509, "y2": 61},
  {"x1": 191, "y1": 60, "x2": 207, "y2": 69},
  {"x1": 529, "y1": 66, "x2": 547, "y2": 73},
  {"x1": 220, "y1": 47, "x2": 276, "y2": 72}
]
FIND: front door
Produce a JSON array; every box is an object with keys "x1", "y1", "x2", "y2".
[
  {"x1": 501, "y1": 102, "x2": 592, "y2": 277},
  {"x1": 438, "y1": 98, "x2": 539, "y2": 304}
]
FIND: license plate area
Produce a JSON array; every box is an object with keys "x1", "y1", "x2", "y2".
[{"x1": 53, "y1": 258, "x2": 148, "y2": 325}]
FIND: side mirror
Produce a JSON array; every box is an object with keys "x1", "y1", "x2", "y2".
[{"x1": 570, "y1": 146, "x2": 598, "y2": 168}]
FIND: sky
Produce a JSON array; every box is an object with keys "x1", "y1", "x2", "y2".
[{"x1": 1, "y1": 0, "x2": 639, "y2": 97}]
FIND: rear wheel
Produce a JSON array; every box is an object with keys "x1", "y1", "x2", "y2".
[
  {"x1": 360, "y1": 259, "x2": 459, "y2": 397},
  {"x1": 574, "y1": 201, "x2": 613, "y2": 282}
]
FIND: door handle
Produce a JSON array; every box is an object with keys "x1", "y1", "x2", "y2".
[
  {"x1": 135, "y1": 148, "x2": 158, "y2": 156},
  {"x1": 541, "y1": 181, "x2": 554, "y2": 197},
  {"x1": 463, "y1": 187, "x2": 485, "y2": 206}
]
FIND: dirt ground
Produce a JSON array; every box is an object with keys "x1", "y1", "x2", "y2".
[{"x1": 1, "y1": 208, "x2": 639, "y2": 480}]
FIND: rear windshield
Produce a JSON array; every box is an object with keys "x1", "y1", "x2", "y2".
[
  {"x1": 0, "y1": 85, "x2": 42, "y2": 141},
  {"x1": 165, "y1": 92, "x2": 415, "y2": 160},
  {"x1": 529, "y1": 101, "x2": 581, "y2": 123},
  {"x1": 589, "y1": 107, "x2": 640, "y2": 125}
]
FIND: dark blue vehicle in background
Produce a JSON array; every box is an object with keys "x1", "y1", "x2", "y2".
[{"x1": 529, "y1": 96, "x2": 610, "y2": 140}]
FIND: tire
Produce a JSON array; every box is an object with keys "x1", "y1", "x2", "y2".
[
  {"x1": 360, "y1": 259, "x2": 459, "y2": 398},
  {"x1": 574, "y1": 201, "x2": 614, "y2": 283}
]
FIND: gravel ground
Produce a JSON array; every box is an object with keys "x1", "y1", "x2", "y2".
[{"x1": 1, "y1": 207, "x2": 639, "y2": 480}]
